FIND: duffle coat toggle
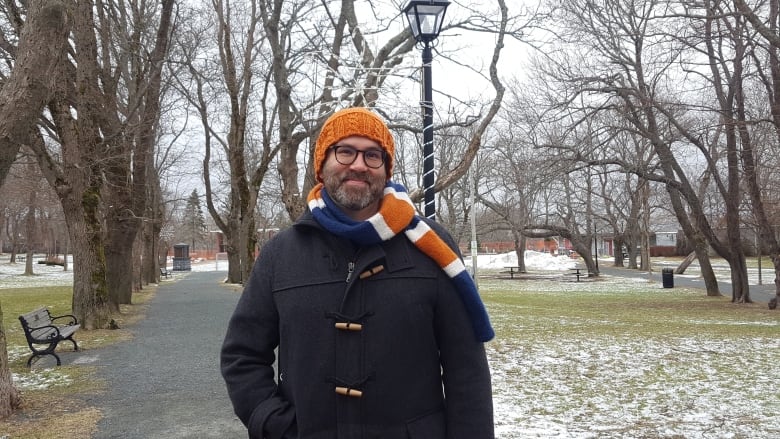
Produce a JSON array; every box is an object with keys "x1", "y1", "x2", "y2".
[
  {"x1": 326, "y1": 311, "x2": 373, "y2": 332},
  {"x1": 335, "y1": 386, "x2": 363, "y2": 397},
  {"x1": 359, "y1": 264, "x2": 385, "y2": 279},
  {"x1": 330, "y1": 375, "x2": 371, "y2": 399},
  {"x1": 334, "y1": 321, "x2": 362, "y2": 331}
]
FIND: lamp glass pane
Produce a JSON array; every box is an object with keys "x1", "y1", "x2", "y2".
[
  {"x1": 418, "y1": 13, "x2": 439, "y2": 36},
  {"x1": 404, "y1": 2, "x2": 447, "y2": 40},
  {"x1": 405, "y1": 10, "x2": 421, "y2": 38}
]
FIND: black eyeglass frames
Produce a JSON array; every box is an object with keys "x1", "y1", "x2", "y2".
[{"x1": 330, "y1": 145, "x2": 386, "y2": 169}]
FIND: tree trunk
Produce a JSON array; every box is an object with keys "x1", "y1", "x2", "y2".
[
  {"x1": 513, "y1": 229, "x2": 526, "y2": 273},
  {"x1": 64, "y1": 189, "x2": 112, "y2": 329},
  {"x1": 105, "y1": 219, "x2": 138, "y2": 306},
  {"x1": 102, "y1": 0, "x2": 173, "y2": 304},
  {"x1": 142, "y1": 218, "x2": 158, "y2": 284},
  {"x1": 613, "y1": 236, "x2": 625, "y2": 268},
  {"x1": 676, "y1": 251, "x2": 696, "y2": 274},
  {"x1": 0, "y1": 0, "x2": 69, "y2": 183},
  {"x1": 695, "y1": 243, "x2": 720, "y2": 297},
  {"x1": 142, "y1": 179, "x2": 163, "y2": 285},
  {"x1": 579, "y1": 250, "x2": 599, "y2": 276},
  {"x1": 626, "y1": 244, "x2": 640, "y2": 270},
  {"x1": 24, "y1": 189, "x2": 35, "y2": 275},
  {"x1": 224, "y1": 218, "x2": 243, "y2": 283},
  {"x1": 0, "y1": 305, "x2": 21, "y2": 419},
  {"x1": 241, "y1": 215, "x2": 257, "y2": 283},
  {"x1": 640, "y1": 180, "x2": 651, "y2": 271},
  {"x1": 729, "y1": 253, "x2": 751, "y2": 303},
  {"x1": 772, "y1": 255, "x2": 780, "y2": 307},
  {"x1": 132, "y1": 231, "x2": 144, "y2": 291}
]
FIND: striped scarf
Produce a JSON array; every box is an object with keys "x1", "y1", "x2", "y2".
[{"x1": 307, "y1": 181, "x2": 494, "y2": 343}]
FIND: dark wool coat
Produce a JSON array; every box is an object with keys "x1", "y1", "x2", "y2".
[{"x1": 221, "y1": 211, "x2": 494, "y2": 439}]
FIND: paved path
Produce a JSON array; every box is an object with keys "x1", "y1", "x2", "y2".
[
  {"x1": 596, "y1": 264, "x2": 777, "y2": 303},
  {"x1": 80, "y1": 270, "x2": 246, "y2": 438}
]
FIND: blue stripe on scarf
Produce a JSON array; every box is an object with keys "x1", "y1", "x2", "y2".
[
  {"x1": 451, "y1": 271, "x2": 495, "y2": 341},
  {"x1": 317, "y1": 189, "x2": 383, "y2": 243},
  {"x1": 309, "y1": 182, "x2": 494, "y2": 343}
]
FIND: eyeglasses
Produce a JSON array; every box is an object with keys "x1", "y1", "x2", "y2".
[{"x1": 330, "y1": 145, "x2": 386, "y2": 169}]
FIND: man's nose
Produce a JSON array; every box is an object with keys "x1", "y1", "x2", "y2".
[{"x1": 349, "y1": 152, "x2": 371, "y2": 170}]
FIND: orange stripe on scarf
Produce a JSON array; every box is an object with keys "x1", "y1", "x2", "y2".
[
  {"x1": 414, "y1": 230, "x2": 460, "y2": 268},
  {"x1": 380, "y1": 194, "x2": 414, "y2": 234}
]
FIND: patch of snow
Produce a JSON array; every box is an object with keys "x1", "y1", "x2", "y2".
[
  {"x1": 0, "y1": 255, "x2": 75, "y2": 289},
  {"x1": 465, "y1": 250, "x2": 578, "y2": 271},
  {"x1": 11, "y1": 369, "x2": 73, "y2": 390}
]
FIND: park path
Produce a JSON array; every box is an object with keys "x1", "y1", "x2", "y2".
[
  {"x1": 596, "y1": 264, "x2": 776, "y2": 303},
  {"x1": 79, "y1": 270, "x2": 247, "y2": 438}
]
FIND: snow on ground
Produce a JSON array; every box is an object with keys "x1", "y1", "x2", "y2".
[
  {"x1": 464, "y1": 250, "x2": 578, "y2": 271},
  {"x1": 0, "y1": 255, "x2": 225, "y2": 290},
  {"x1": 3, "y1": 252, "x2": 778, "y2": 438},
  {"x1": 0, "y1": 250, "x2": 569, "y2": 289},
  {"x1": 471, "y1": 254, "x2": 780, "y2": 439},
  {"x1": 0, "y1": 255, "x2": 77, "y2": 289}
]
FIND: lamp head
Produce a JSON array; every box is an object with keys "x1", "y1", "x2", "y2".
[{"x1": 402, "y1": 0, "x2": 450, "y2": 44}]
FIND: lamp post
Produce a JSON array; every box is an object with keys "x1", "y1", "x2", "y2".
[{"x1": 402, "y1": 0, "x2": 450, "y2": 220}]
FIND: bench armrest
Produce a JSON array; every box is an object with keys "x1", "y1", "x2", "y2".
[
  {"x1": 50, "y1": 314, "x2": 78, "y2": 326},
  {"x1": 29, "y1": 324, "x2": 63, "y2": 341}
]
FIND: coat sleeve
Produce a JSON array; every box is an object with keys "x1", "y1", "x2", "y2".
[
  {"x1": 435, "y1": 272, "x2": 495, "y2": 439},
  {"x1": 426, "y1": 221, "x2": 495, "y2": 438},
  {"x1": 220, "y1": 241, "x2": 297, "y2": 439}
]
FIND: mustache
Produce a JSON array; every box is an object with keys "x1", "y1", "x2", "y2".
[{"x1": 341, "y1": 172, "x2": 371, "y2": 183}]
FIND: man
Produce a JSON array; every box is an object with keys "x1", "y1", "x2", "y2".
[{"x1": 221, "y1": 107, "x2": 495, "y2": 438}]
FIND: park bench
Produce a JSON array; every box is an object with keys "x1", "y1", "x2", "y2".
[
  {"x1": 18, "y1": 307, "x2": 80, "y2": 367},
  {"x1": 160, "y1": 267, "x2": 170, "y2": 278},
  {"x1": 569, "y1": 267, "x2": 585, "y2": 281},
  {"x1": 503, "y1": 266, "x2": 524, "y2": 279}
]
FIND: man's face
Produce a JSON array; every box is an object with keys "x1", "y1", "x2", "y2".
[{"x1": 319, "y1": 135, "x2": 387, "y2": 221}]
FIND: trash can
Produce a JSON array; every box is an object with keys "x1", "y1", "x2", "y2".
[
  {"x1": 172, "y1": 243, "x2": 191, "y2": 271},
  {"x1": 662, "y1": 268, "x2": 674, "y2": 288}
]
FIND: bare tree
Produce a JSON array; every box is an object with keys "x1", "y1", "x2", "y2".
[
  {"x1": 732, "y1": 0, "x2": 780, "y2": 305},
  {"x1": 100, "y1": 0, "x2": 175, "y2": 305},
  {"x1": 172, "y1": 0, "x2": 281, "y2": 283},
  {"x1": 0, "y1": 0, "x2": 68, "y2": 183},
  {"x1": 0, "y1": 0, "x2": 68, "y2": 418},
  {"x1": 478, "y1": 90, "x2": 555, "y2": 272},
  {"x1": 27, "y1": 0, "x2": 174, "y2": 326},
  {"x1": 0, "y1": 0, "x2": 69, "y2": 418},
  {"x1": 534, "y1": 0, "x2": 738, "y2": 296}
]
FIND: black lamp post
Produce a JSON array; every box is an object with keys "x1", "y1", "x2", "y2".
[{"x1": 402, "y1": 0, "x2": 450, "y2": 220}]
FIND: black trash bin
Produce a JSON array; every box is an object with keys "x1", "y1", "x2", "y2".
[{"x1": 662, "y1": 268, "x2": 674, "y2": 288}]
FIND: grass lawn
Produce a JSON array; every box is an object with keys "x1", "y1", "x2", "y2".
[
  {"x1": 480, "y1": 272, "x2": 780, "y2": 438},
  {"x1": 1, "y1": 265, "x2": 778, "y2": 438},
  {"x1": 0, "y1": 285, "x2": 155, "y2": 439}
]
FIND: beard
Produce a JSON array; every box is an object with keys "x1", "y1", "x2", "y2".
[{"x1": 323, "y1": 170, "x2": 385, "y2": 212}]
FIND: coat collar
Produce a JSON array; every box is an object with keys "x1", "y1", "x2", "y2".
[{"x1": 295, "y1": 208, "x2": 416, "y2": 275}]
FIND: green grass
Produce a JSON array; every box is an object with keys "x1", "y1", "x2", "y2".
[
  {"x1": 1, "y1": 286, "x2": 76, "y2": 355},
  {"x1": 479, "y1": 272, "x2": 780, "y2": 438},
  {"x1": 1, "y1": 285, "x2": 155, "y2": 438},
  {"x1": 480, "y1": 274, "x2": 777, "y2": 338}
]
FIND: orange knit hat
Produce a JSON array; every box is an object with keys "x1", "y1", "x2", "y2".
[{"x1": 314, "y1": 107, "x2": 395, "y2": 182}]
